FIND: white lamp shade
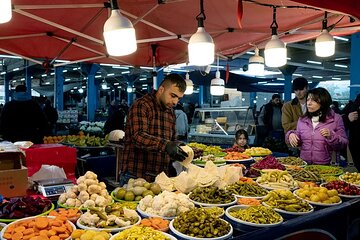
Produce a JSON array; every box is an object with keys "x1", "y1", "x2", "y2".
[
  {"x1": 184, "y1": 73, "x2": 194, "y2": 95},
  {"x1": 103, "y1": 10, "x2": 137, "y2": 56},
  {"x1": 248, "y1": 52, "x2": 264, "y2": 75},
  {"x1": 188, "y1": 27, "x2": 215, "y2": 66},
  {"x1": 127, "y1": 86, "x2": 133, "y2": 93},
  {"x1": 0, "y1": 0, "x2": 12, "y2": 24},
  {"x1": 264, "y1": 35, "x2": 287, "y2": 67},
  {"x1": 210, "y1": 71, "x2": 225, "y2": 96},
  {"x1": 315, "y1": 30, "x2": 335, "y2": 57}
]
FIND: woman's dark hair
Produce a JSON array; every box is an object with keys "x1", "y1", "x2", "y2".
[
  {"x1": 235, "y1": 129, "x2": 249, "y2": 140},
  {"x1": 305, "y1": 87, "x2": 332, "y2": 122}
]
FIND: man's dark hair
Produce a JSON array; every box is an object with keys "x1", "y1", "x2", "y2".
[
  {"x1": 305, "y1": 87, "x2": 332, "y2": 122},
  {"x1": 160, "y1": 73, "x2": 186, "y2": 93},
  {"x1": 292, "y1": 77, "x2": 308, "y2": 91},
  {"x1": 15, "y1": 84, "x2": 27, "y2": 92},
  {"x1": 272, "y1": 94, "x2": 281, "y2": 100}
]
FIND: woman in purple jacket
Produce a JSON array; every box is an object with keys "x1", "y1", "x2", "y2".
[{"x1": 286, "y1": 87, "x2": 348, "y2": 165}]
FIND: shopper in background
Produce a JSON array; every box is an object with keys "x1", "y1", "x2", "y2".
[
  {"x1": 0, "y1": 85, "x2": 49, "y2": 144},
  {"x1": 286, "y1": 87, "x2": 348, "y2": 165},
  {"x1": 258, "y1": 94, "x2": 283, "y2": 137},
  {"x1": 174, "y1": 103, "x2": 188, "y2": 141},
  {"x1": 233, "y1": 129, "x2": 250, "y2": 151},
  {"x1": 43, "y1": 99, "x2": 58, "y2": 135},
  {"x1": 104, "y1": 105, "x2": 126, "y2": 134},
  {"x1": 120, "y1": 74, "x2": 188, "y2": 183},
  {"x1": 342, "y1": 93, "x2": 360, "y2": 171},
  {"x1": 282, "y1": 77, "x2": 309, "y2": 134}
]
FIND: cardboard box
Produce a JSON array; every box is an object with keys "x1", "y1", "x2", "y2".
[
  {"x1": 0, "y1": 166, "x2": 28, "y2": 197},
  {"x1": 0, "y1": 152, "x2": 25, "y2": 170}
]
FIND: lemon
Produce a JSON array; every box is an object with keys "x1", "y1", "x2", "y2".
[{"x1": 124, "y1": 191, "x2": 135, "y2": 201}]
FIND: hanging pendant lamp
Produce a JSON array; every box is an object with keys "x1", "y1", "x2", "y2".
[
  {"x1": 210, "y1": 57, "x2": 225, "y2": 96},
  {"x1": 184, "y1": 72, "x2": 194, "y2": 95},
  {"x1": 188, "y1": 0, "x2": 215, "y2": 66},
  {"x1": 103, "y1": 0, "x2": 137, "y2": 56},
  {"x1": 0, "y1": 0, "x2": 12, "y2": 24},
  {"x1": 264, "y1": 7, "x2": 287, "y2": 68},
  {"x1": 248, "y1": 47, "x2": 265, "y2": 75},
  {"x1": 315, "y1": 12, "x2": 335, "y2": 57}
]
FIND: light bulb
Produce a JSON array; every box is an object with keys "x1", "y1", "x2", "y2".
[
  {"x1": 248, "y1": 48, "x2": 264, "y2": 75},
  {"x1": 184, "y1": 73, "x2": 194, "y2": 95},
  {"x1": 264, "y1": 35, "x2": 287, "y2": 67},
  {"x1": 0, "y1": 0, "x2": 12, "y2": 24},
  {"x1": 315, "y1": 29, "x2": 335, "y2": 57},
  {"x1": 188, "y1": 27, "x2": 214, "y2": 66},
  {"x1": 210, "y1": 70, "x2": 225, "y2": 96}
]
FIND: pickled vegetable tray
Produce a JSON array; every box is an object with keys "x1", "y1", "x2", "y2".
[
  {"x1": 0, "y1": 203, "x2": 55, "y2": 223},
  {"x1": 304, "y1": 165, "x2": 343, "y2": 176}
]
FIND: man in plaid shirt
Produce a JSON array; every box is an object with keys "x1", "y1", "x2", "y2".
[{"x1": 119, "y1": 74, "x2": 188, "y2": 182}]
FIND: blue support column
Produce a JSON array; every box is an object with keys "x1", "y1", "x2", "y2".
[
  {"x1": 24, "y1": 60, "x2": 32, "y2": 97},
  {"x1": 250, "y1": 92, "x2": 257, "y2": 108},
  {"x1": 4, "y1": 73, "x2": 10, "y2": 103},
  {"x1": 154, "y1": 68, "x2": 164, "y2": 90},
  {"x1": 87, "y1": 64, "x2": 100, "y2": 121},
  {"x1": 284, "y1": 74, "x2": 292, "y2": 101},
  {"x1": 199, "y1": 85, "x2": 204, "y2": 106},
  {"x1": 350, "y1": 32, "x2": 360, "y2": 100},
  {"x1": 55, "y1": 67, "x2": 64, "y2": 111}
]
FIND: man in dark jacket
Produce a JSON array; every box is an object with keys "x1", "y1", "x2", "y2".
[
  {"x1": 342, "y1": 94, "x2": 360, "y2": 171},
  {"x1": 259, "y1": 94, "x2": 283, "y2": 132},
  {"x1": 0, "y1": 85, "x2": 49, "y2": 143}
]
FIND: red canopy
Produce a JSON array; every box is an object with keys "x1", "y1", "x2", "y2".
[{"x1": 0, "y1": 0, "x2": 359, "y2": 67}]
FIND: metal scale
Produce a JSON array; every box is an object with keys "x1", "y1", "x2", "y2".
[{"x1": 34, "y1": 178, "x2": 74, "y2": 198}]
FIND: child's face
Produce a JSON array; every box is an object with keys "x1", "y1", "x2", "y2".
[{"x1": 236, "y1": 134, "x2": 247, "y2": 147}]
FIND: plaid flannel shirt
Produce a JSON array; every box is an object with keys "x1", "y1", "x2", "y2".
[{"x1": 120, "y1": 91, "x2": 176, "y2": 181}]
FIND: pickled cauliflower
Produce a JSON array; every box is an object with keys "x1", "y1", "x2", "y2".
[{"x1": 139, "y1": 191, "x2": 194, "y2": 217}]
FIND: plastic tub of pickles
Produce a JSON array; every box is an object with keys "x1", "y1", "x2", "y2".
[{"x1": 110, "y1": 225, "x2": 176, "y2": 240}]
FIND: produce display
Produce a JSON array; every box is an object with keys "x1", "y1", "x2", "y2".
[
  {"x1": 0, "y1": 196, "x2": 53, "y2": 220},
  {"x1": 226, "y1": 182, "x2": 268, "y2": 198},
  {"x1": 339, "y1": 172, "x2": 360, "y2": 186},
  {"x1": 79, "y1": 121, "x2": 105, "y2": 136},
  {"x1": 322, "y1": 181, "x2": 360, "y2": 196},
  {"x1": 49, "y1": 208, "x2": 80, "y2": 223},
  {"x1": 203, "y1": 207, "x2": 225, "y2": 218},
  {"x1": 224, "y1": 152, "x2": 252, "y2": 160},
  {"x1": 172, "y1": 208, "x2": 231, "y2": 238},
  {"x1": 304, "y1": 165, "x2": 343, "y2": 176},
  {"x1": 61, "y1": 133, "x2": 109, "y2": 147},
  {"x1": 256, "y1": 170, "x2": 299, "y2": 190},
  {"x1": 112, "y1": 178, "x2": 162, "y2": 202},
  {"x1": 294, "y1": 186, "x2": 341, "y2": 204},
  {"x1": 58, "y1": 171, "x2": 112, "y2": 208},
  {"x1": 262, "y1": 190, "x2": 313, "y2": 213},
  {"x1": 138, "y1": 191, "x2": 194, "y2": 218},
  {"x1": 187, "y1": 143, "x2": 226, "y2": 157},
  {"x1": 43, "y1": 135, "x2": 66, "y2": 144},
  {"x1": 223, "y1": 146, "x2": 246, "y2": 152},
  {"x1": 277, "y1": 157, "x2": 306, "y2": 166},
  {"x1": 192, "y1": 154, "x2": 225, "y2": 165},
  {"x1": 251, "y1": 155, "x2": 286, "y2": 171},
  {"x1": 1, "y1": 216, "x2": 75, "y2": 240},
  {"x1": 189, "y1": 186, "x2": 235, "y2": 205},
  {"x1": 140, "y1": 217, "x2": 169, "y2": 231},
  {"x1": 71, "y1": 229, "x2": 111, "y2": 240},
  {"x1": 108, "y1": 202, "x2": 137, "y2": 211},
  {"x1": 287, "y1": 168, "x2": 322, "y2": 183},
  {"x1": 78, "y1": 207, "x2": 139, "y2": 229},
  {"x1": 112, "y1": 226, "x2": 171, "y2": 240},
  {"x1": 227, "y1": 205, "x2": 283, "y2": 224},
  {"x1": 244, "y1": 147, "x2": 272, "y2": 156},
  {"x1": 236, "y1": 198, "x2": 261, "y2": 206}
]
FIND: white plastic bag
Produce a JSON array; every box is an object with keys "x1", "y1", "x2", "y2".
[{"x1": 29, "y1": 164, "x2": 67, "y2": 182}]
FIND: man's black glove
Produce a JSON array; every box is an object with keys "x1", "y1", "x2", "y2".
[{"x1": 165, "y1": 141, "x2": 188, "y2": 161}]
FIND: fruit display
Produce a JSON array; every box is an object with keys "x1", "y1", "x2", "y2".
[
  {"x1": 78, "y1": 206, "x2": 140, "y2": 229},
  {"x1": 339, "y1": 172, "x2": 360, "y2": 186},
  {"x1": 224, "y1": 152, "x2": 251, "y2": 160},
  {"x1": 43, "y1": 135, "x2": 66, "y2": 144},
  {"x1": 61, "y1": 133, "x2": 109, "y2": 147},
  {"x1": 322, "y1": 181, "x2": 360, "y2": 196},
  {"x1": 294, "y1": 186, "x2": 341, "y2": 204},
  {"x1": 58, "y1": 171, "x2": 112, "y2": 209},
  {"x1": 256, "y1": 170, "x2": 299, "y2": 190},
  {"x1": 262, "y1": 189, "x2": 313, "y2": 213},
  {"x1": 244, "y1": 147, "x2": 272, "y2": 156},
  {"x1": 172, "y1": 208, "x2": 231, "y2": 238},
  {"x1": 226, "y1": 182, "x2": 268, "y2": 198},
  {"x1": 112, "y1": 178, "x2": 162, "y2": 202},
  {"x1": 71, "y1": 229, "x2": 111, "y2": 240},
  {"x1": 0, "y1": 196, "x2": 53, "y2": 220},
  {"x1": 277, "y1": 157, "x2": 306, "y2": 166},
  {"x1": 287, "y1": 168, "x2": 322, "y2": 183},
  {"x1": 138, "y1": 191, "x2": 194, "y2": 218},
  {"x1": 304, "y1": 165, "x2": 343, "y2": 176},
  {"x1": 228, "y1": 205, "x2": 283, "y2": 224},
  {"x1": 189, "y1": 186, "x2": 236, "y2": 204},
  {"x1": 251, "y1": 155, "x2": 286, "y2": 170},
  {"x1": 1, "y1": 216, "x2": 75, "y2": 240},
  {"x1": 112, "y1": 226, "x2": 171, "y2": 240}
]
